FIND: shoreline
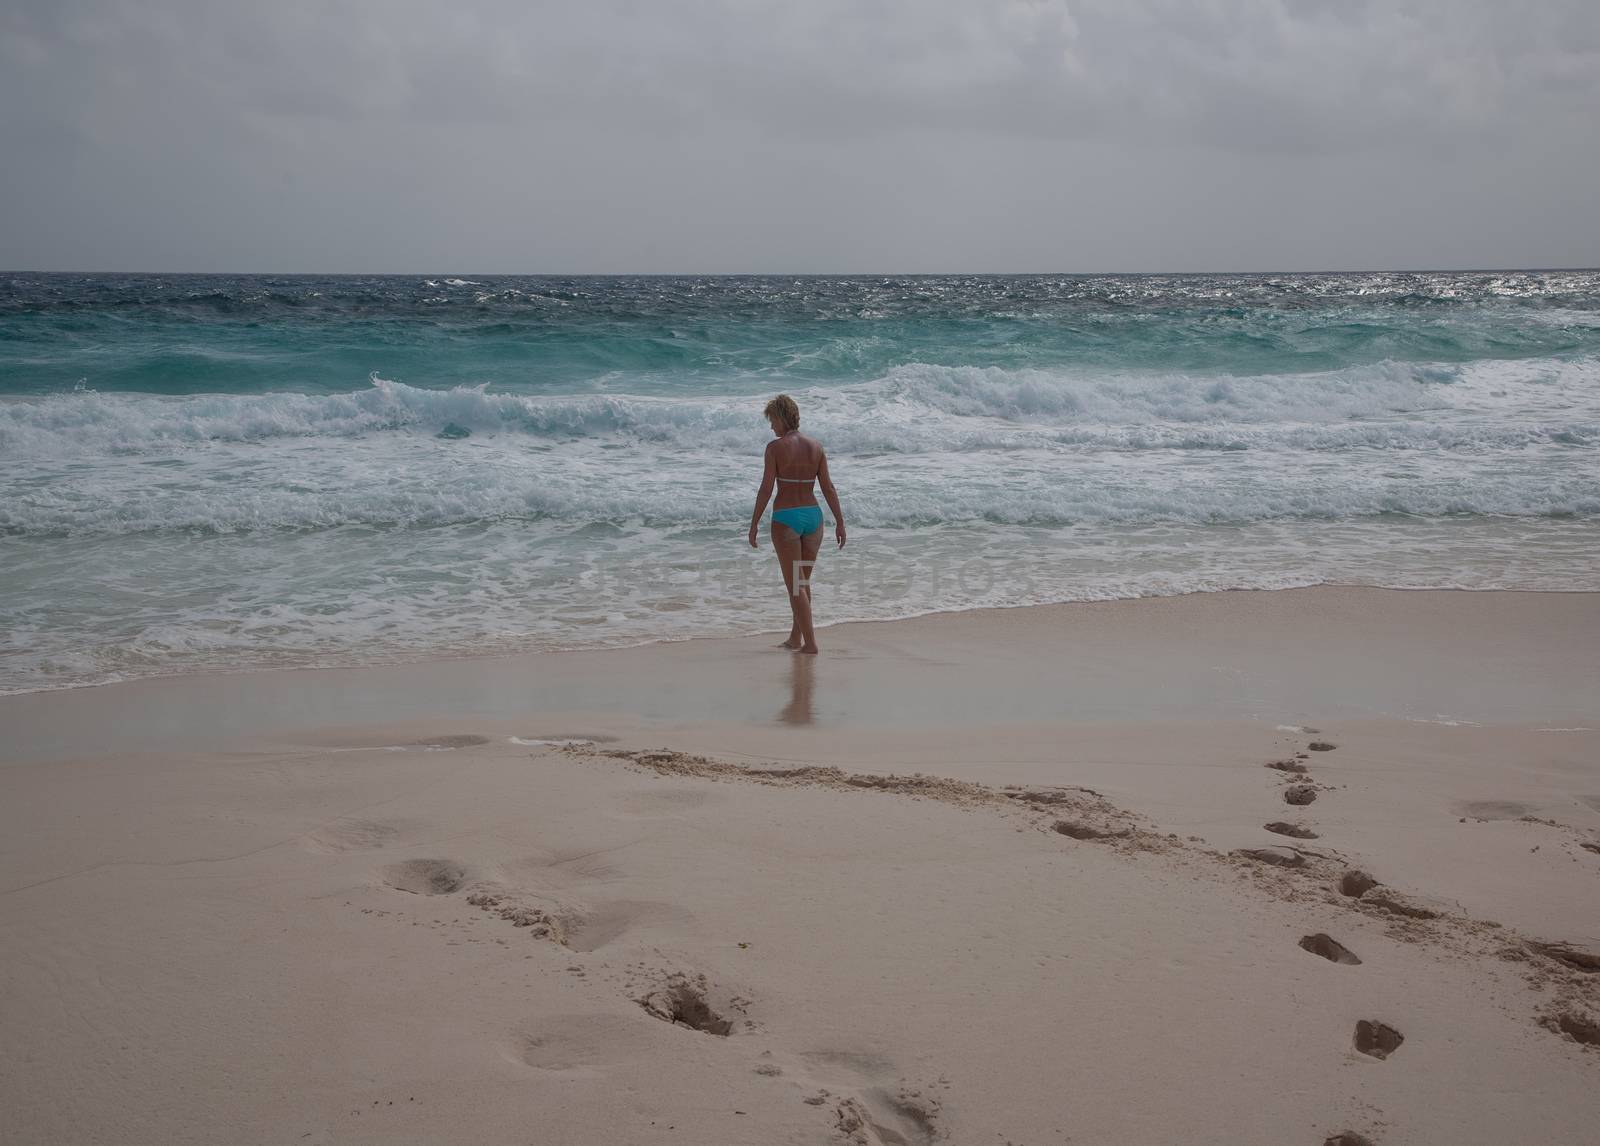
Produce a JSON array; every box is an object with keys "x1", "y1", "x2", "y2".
[
  {"x1": 7, "y1": 578, "x2": 1600, "y2": 702},
  {"x1": 0, "y1": 579, "x2": 1405, "y2": 701},
  {"x1": 4, "y1": 578, "x2": 1597, "y2": 693},
  {"x1": 3, "y1": 585, "x2": 1600, "y2": 765},
  {"x1": 4, "y1": 584, "x2": 1598, "y2": 766}
]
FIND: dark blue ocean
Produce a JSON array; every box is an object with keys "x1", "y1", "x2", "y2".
[{"x1": 3, "y1": 271, "x2": 1598, "y2": 692}]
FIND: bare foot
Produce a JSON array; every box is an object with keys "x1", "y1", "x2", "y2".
[
  {"x1": 799, "y1": 644, "x2": 819, "y2": 654},
  {"x1": 778, "y1": 636, "x2": 802, "y2": 649}
]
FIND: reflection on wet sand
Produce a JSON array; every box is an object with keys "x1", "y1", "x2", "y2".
[{"x1": 779, "y1": 654, "x2": 815, "y2": 725}]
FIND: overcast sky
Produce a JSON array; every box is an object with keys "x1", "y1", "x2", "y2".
[{"x1": 2, "y1": 1, "x2": 1596, "y2": 273}]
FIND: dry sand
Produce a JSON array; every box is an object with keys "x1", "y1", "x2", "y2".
[{"x1": 2, "y1": 588, "x2": 1597, "y2": 1144}]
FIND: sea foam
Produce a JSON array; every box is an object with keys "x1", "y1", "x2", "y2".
[{"x1": 2, "y1": 356, "x2": 1594, "y2": 458}]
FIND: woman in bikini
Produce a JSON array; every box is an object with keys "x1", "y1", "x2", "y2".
[{"x1": 746, "y1": 394, "x2": 846, "y2": 654}]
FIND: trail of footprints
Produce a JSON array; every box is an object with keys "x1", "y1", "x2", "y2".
[
  {"x1": 329, "y1": 730, "x2": 956, "y2": 1144},
  {"x1": 345, "y1": 731, "x2": 1597, "y2": 1145},
  {"x1": 1234, "y1": 730, "x2": 1600, "y2": 1142},
  {"x1": 373, "y1": 850, "x2": 944, "y2": 1142},
  {"x1": 1252, "y1": 739, "x2": 1402, "y2": 1045},
  {"x1": 1245, "y1": 734, "x2": 1399, "y2": 1143}
]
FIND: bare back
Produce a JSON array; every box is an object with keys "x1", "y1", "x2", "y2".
[{"x1": 769, "y1": 432, "x2": 823, "y2": 509}]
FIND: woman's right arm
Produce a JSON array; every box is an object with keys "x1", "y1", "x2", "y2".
[
  {"x1": 817, "y1": 451, "x2": 846, "y2": 549},
  {"x1": 748, "y1": 443, "x2": 776, "y2": 548}
]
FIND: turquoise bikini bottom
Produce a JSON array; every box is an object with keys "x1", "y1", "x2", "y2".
[{"x1": 770, "y1": 505, "x2": 824, "y2": 537}]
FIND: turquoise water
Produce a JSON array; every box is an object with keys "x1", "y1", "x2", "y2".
[
  {"x1": 3, "y1": 271, "x2": 1598, "y2": 692},
  {"x1": 8, "y1": 273, "x2": 1600, "y2": 397}
]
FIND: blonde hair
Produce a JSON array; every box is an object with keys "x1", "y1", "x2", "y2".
[{"x1": 763, "y1": 394, "x2": 800, "y2": 432}]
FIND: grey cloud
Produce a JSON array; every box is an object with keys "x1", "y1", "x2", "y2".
[{"x1": 2, "y1": 1, "x2": 1597, "y2": 271}]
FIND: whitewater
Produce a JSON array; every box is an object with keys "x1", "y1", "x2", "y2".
[{"x1": 3, "y1": 271, "x2": 1598, "y2": 693}]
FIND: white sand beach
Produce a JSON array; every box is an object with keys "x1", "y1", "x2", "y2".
[
  {"x1": 2, "y1": 587, "x2": 1598, "y2": 1145},
  {"x1": 10, "y1": 4, "x2": 1600, "y2": 1143}
]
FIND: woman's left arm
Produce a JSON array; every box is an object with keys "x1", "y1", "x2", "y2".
[{"x1": 748, "y1": 443, "x2": 777, "y2": 548}]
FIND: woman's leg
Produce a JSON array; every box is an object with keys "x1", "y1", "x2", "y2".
[
  {"x1": 770, "y1": 522, "x2": 807, "y2": 649},
  {"x1": 795, "y1": 526, "x2": 824, "y2": 653}
]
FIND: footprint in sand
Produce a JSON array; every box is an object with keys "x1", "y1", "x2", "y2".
[
  {"x1": 381, "y1": 859, "x2": 467, "y2": 895},
  {"x1": 834, "y1": 1089, "x2": 943, "y2": 1145},
  {"x1": 1283, "y1": 785, "x2": 1318, "y2": 806},
  {"x1": 1234, "y1": 846, "x2": 1307, "y2": 867},
  {"x1": 1263, "y1": 821, "x2": 1320, "y2": 839},
  {"x1": 1353, "y1": 1020, "x2": 1404, "y2": 1060},
  {"x1": 504, "y1": 1013, "x2": 649, "y2": 1075},
  {"x1": 1299, "y1": 933, "x2": 1362, "y2": 965},
  {"x1": 788, "y1": 1051, "x2": 944, "y2": 1145},
  {"x1": 1324, "y1": 1134, "x2": 1376, "y2": 1146},
  {"x1": 1541, "y1": 1012, "x2": 1600, "y2": 1046},
  {"x1": 635, "y1": 973, "x2": 737, "y2": 1036},
  {"x1": 1339, "y1": 870, "x2": 1380, "y2": 897},
  {"x1": 473, "y1": 852, "x2": 685, "y2": 948}
]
